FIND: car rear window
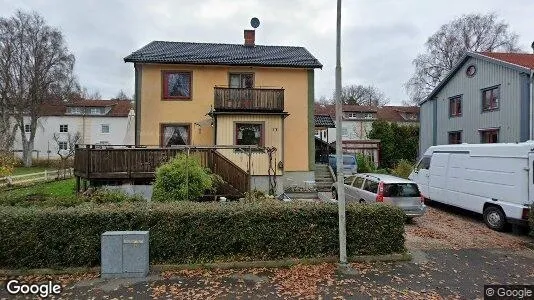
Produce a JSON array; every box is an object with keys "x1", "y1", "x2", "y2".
[
  {"x1": 363, "y1": 180, "x2": 378, "y2": 193},
  {"x1": 343, "y1": 156, "x2": 355, "y2": 164},
  {"x1": 383, "y1": 183, "x2": 420, "y2": 197}
]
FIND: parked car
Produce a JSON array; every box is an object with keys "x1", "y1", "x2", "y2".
[
  {"x1": 328, "y1": 154, "x2": 357, "y2": 176},
  {"x1": 331, "y1": 173, "x2": 426, "y2": 218},
  {"x1": 409, "y1": 142, "x2": 534, "y2": 231}
]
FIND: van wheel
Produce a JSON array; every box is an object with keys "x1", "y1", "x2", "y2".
[
  {"x1": 483, "y1": 206, "x2": 506, "y2": 231},
  {"x1": 332, "y1": 189, "x2": 338, "y2": 200},
  {"x1": 359, "y1": 199, "x2": 365, "y2": 204}
]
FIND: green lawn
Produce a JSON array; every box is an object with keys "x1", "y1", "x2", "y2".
[
  {"x1": 12, "y1": 166, "x2": 54, "y2": 176},
  {"x1": 0, "y1": 179, "x2": 81, "y2": 207}
]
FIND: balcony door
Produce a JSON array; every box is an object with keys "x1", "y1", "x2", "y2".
[
  {"x1": 229, "y1": 73, "x2": 254, "y2": 109},
  {"x1": 229, "y1": 73, "x2": 254, "y2": 88}
]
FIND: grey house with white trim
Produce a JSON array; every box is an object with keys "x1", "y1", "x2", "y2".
[{"x1": 419, "y1": 51, "x2": 534, "y2": 156}]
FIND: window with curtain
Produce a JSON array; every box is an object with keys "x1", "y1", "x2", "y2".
[
  {"x1": 235, "y1": 123, "x2": 263, "y2": 146},
  {"x1": 480, "y1": 129, "x2": 499, "y2": 143},
  {"x1": 482, "y1": 86, "x2": 500, "y2": 111},
  {"x1": 449, "y1": 95, "x2": 462, "y2": 117},
  {"x1": 161, "y1": 124, "x2": 190, "y2": 147},
  {"x1": 163, "y1": 72, "x2": 192, "y2": 99},
  {"x1": 448, "y1": 131, "x2": 462, "y2": 144},
  {"x1": 229, "y1": 73, "x2": 254, "y2": 88}
]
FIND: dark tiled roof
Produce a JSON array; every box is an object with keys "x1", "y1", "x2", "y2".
[
  {"x1": 314, "y1": 115, "x2": 335, "y2": 128},
  {"x1": 378, "y1": 106, "x2": 419, "y2": 122},
  {"x1": 479, "y1": 52, "x2": 534, "y2": 69},
  {"x1": 39, "y1": 100, "x2": 132, "y2": 117},
  {"x1": 314, "y1": 103, "x2": 419, "y2": 123},
  {"x1": 342, "y1": 105, "x2": 379, "y2": 113},
  {"x1": 124, "y1": 41, "x2": 323, "y2": 68}
]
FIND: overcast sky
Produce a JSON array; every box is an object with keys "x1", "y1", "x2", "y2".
[{"x1": 1, "y1": 0, "x2": 533, "y2": 104}]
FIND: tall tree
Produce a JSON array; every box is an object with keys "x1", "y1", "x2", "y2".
[
  {"x1": 112, "y1": 89, "x2": 132, "y2": 101},
  {"x1": 0, "y1": 11, "x2": 76, "y2": 166},
  {"x1": 338, "y1": 84, "x2": 389, "y2": 106},
  {"x1": 406, "y1": 13, "x2": 521, "y2": 104}
]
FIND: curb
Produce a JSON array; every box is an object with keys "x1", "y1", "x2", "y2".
[{"x1": 0, "y1": 253, "x2": 411, "y2": 276}]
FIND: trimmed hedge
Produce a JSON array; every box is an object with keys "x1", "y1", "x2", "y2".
[{"x1": 0, "y1": 202, "x2": 405, "y2": 268}]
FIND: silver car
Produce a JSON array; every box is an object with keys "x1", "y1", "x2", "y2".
[{"x1": 331, "y1": 173, "x2": 426, "y2": 218}]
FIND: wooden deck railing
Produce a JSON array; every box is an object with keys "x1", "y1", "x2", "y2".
[
  {"x1": 214, "y1": 87, "x2": 284, "y2": 111},
  {"x1": 74, "y1": 145, "x2": 253, "y2": 193}
]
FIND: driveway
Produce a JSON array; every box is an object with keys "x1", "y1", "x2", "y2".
[
  {"x1": 405, "y1": 202, "x2": 531, "y2": 250},
  {"x1": 1, "y1": 203, "x2": 533, "y2": 299}
]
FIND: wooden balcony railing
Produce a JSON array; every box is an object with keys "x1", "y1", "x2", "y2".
[
  {"x1": 214, "y1": 87, "x2": 284, "y2": 111},
  {"x1": 74, "y1": 145, "x2": 254, "y2": 194}
]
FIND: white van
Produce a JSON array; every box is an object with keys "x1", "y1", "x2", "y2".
[{"x1": 409, "y1": 142, "x2": 533, "y2": 231}]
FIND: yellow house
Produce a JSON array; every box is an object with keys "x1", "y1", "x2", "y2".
[{"x1": 124, "y1": 30, "x2": 322, "y2": 193}]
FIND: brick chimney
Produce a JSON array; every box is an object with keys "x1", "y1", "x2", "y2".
[{"x1": 244, "y1": 29, "x2": 255, "y2": 47}]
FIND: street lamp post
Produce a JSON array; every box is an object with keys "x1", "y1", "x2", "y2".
[{"x1": 334, "y1": 0, "x2": 347, "y2": 265}]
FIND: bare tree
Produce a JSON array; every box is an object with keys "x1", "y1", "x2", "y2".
[
  {"x1": 0, "y1": 11, "x2": 76, "y2": 167},
  {"x1": 315, "y1": 95, "x2": 332, "y2": 105},
  {"x1": 80, "y1": 87, "x2": 102, "y2": 100},
  {"x1": 406, "y1": 13, "x2": 521, "y2": 104},
  {"x1": 52, "y1": 131, "x2": 80, "y2": 179},
  {"x1": 337, "y1": 84, "x2": 389, "y2": 106},
  {"x1": 112, "y1": 89, "x2": 132, "y2": 101}
]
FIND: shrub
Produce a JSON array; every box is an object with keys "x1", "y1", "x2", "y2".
[
  {"x1": 243, "y1": 189, "x2": 275, "y2": 203},
  {"x1": 0, "y1": 202, "x2": 406, "y2": 268},
  {"x1": 152, "y1": 154, "x2": 213, "y2": 201},
  {"x1": 0, "y1": 151, "x2": 16, "y2": 177},
  {"x1": 375, "y1": 168, "x2": 390, "y2": 175},
  {"x1": 391, "y1": 159, "x2": 414, "y2": 179},
  {"x1": 356, "y1": 154, "x2": 376, "y2": 173}
]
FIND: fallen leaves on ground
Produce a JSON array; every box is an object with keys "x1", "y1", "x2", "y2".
[{"x1": 405, "y1": 206, "x2": 529, "y2": 250}]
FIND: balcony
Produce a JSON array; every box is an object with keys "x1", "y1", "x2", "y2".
[{"x1": 214, "y1": 87, "x2": 284, "y2": 112}]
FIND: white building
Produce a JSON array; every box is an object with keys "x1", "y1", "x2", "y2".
[
  {"x1": 314, "y1": 104, "x2": 419, "y2": 165},
  {"x1": 13, "y1": 99, "x2": 134, "y2": 159}
]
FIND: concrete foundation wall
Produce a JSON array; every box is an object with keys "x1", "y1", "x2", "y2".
[
  {"x1": 250, "y1": 175, "x2": 284, "y2": 195},
  {"x1": 282, "y1": 171, "x2": 315, "y2": 190},
  {"x1": 104, "y1": 184, "x2": 153, "y2": 201}
]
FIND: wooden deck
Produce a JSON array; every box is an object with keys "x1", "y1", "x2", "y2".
[{"x1": 74, "y1": 145, "x2": 257, "y2": 194}]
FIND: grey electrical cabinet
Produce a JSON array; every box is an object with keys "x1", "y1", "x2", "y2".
[{"x1": 101, "y1": 231, "x2": 149, "y2": 278}]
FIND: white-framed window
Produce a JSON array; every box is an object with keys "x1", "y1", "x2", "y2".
[
  {"x1": 89, "y1": 107, "x2": 104, "y2": 115},
  {"x1": 363, "y1": 113, "x2": 375, "y2": 119},
  {"x1": 58, "y1": 141, "x2": 68, "y2": 150},
  {"x1": 101, "y1": 124, "x2": 110, "y2": 134},
  {"x1": 24, "y1": 124, "x2": 31, "y2": 133},
  {"x1": 59, "y1": 124, "x2": 68, "y2": 133},
  {"x1": 68, "y1": 107, "x2": 82, "y2": 114}
]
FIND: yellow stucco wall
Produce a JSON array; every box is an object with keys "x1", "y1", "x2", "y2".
[
  {"x1": 216, "y1": 114, "x2": 283, "y2": 176},
  {"x1": 138, "y1": 64, "x2": 310, "y2": 172}
]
